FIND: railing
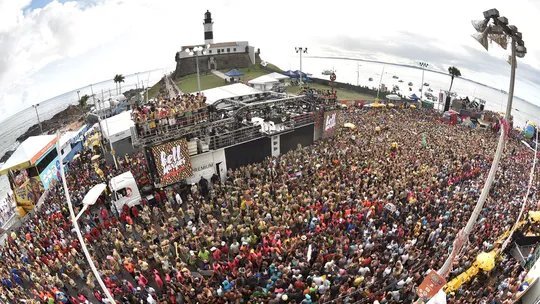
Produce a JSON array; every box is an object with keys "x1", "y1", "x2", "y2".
[{"x1": 209, "y1": 124, "x2": 261, "y2": 150}]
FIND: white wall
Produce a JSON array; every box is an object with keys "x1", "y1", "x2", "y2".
[{"x1": 185, "y1": 149, "x2": 227, "y2": 184}]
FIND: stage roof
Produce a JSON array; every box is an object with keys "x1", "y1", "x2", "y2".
[{"x1": 0, "y1": 135, "x2": 58, "y2": 175}]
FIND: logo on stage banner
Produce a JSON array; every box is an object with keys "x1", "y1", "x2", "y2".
[
  {"x1": 151, "y1": 139, "x2": 193, "y2": 186},
  {"x1": 322, "y1": 110, "x2": 339, "y2": 138}
]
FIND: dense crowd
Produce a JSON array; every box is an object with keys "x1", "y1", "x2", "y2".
[
  {"x1": 0, "y1": 108, "x2": 538, "y2": 303},
  {"x1": 0, "y1": 194, "x2": 15, "y2": 227},
  {"x1": 132, "y1": 93, "x2": 208, "y2": 136}
]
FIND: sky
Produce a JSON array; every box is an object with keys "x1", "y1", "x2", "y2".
[{"x1": 0, "y1": 0, "x2": 539, "y2": 119}]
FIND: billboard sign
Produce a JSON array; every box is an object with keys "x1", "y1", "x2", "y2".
[
  {"x1": 322, "y1": 110, "x2": 339, "y2": 138},
  {"x1": 150, "y1": 139, "x2": 192, "y2": 186},
  {"x1": 417, "y1": 270, "x2": 446, "y2": 301},
  {"x1": 38, "y1": 156, "x2": 61, "y2": 190}
]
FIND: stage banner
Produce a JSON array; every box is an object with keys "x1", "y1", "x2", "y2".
[
  {"x1": 150, "y1": 138, "x2": 193, "y2": 186},
  {"x1": 322, "y1": 110, "x2": 339, "y2": 138}
]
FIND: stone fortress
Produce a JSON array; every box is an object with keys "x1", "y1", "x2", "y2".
[{"x1": 172, "y1": 10, "x2": 261, "y2": 79}]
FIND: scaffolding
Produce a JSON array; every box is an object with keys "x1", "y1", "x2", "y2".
[{"x1": 133, "y1": 93, "x2": 336, "y2": 149}]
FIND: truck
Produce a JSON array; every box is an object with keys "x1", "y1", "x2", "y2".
[{"x1": 109, "y1": 171, "x2": 142, "y2": 213}]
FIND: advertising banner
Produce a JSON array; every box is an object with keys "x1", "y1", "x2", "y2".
[
  {"x1": 185, "y1": 152, "x2": 216, "y2": 184},
  {"x1": 38, "y1": 156, "x2": 61, "y2": 190},
  {"x1": 150, "y1": 139, "x2": 192, "y2": 186},
  {"x1": 322, "y1": 110, "x2": 339, "y2": 138},
  {"x1": 417, "y1": 270, "x2": 446, "y2": 301},
  {"x1": 12, "y1": 173, "x2": 43, "y2": 216}
]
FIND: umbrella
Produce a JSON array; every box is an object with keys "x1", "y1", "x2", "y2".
[
  {"x1": 387, "y1": 103, "x2": 395, "y2": 108},
  {"x1": 385, "y1": 94, "x2": 401, "y2": 101},
  {"x1": 410, "y1": 105, "x2": 417, "y2": 109},
  {"x1": 343, "y1": 123, "x2": 356, "y2": 129},
  {"x1": 73, "y1": 154, "x2": 80, "y2": 160},
  {"x1": 91, "y1": 155, "x2": 101, "y2": 161},
  {"x1": 475, "y1": 251, "x2": 496, "y2": 271}
]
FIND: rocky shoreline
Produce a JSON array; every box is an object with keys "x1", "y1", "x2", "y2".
[{"x1": 0, "y1": 105, "x2": 86, "y2": 164}]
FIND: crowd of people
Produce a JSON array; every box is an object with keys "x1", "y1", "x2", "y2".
[
  {"x1": 0, "y1": 193, "x2": 15, "y2": 228},
  {"x1": 132, "y1": 93, "x2": 208, "y2": 137},
  {"x1": 0, "y1": 107, "x2": 538, "y2": 303}
]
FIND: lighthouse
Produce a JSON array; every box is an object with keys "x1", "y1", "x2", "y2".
[{"x1": 203, "y1": 10, "x2": 214, "y2": 44}]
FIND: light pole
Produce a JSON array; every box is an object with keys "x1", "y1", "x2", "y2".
[
  {"x1": 427, "y1": 8, "x2": 526, "y2": 299},
  {"x1": 32, "y1": 104, "x2": 43, "y2": 134},
  {"x1": 100, "y1": 90, "x2": 118, "y2": 170},
  {"x1": 418, "y1": 61, "x2": 429, "y2": 101},
  {"x1": 185, "y1": 45, "x2": 210, "y2": 92},
  {"x1": 376, "y1": 65, "x2": 386, "y2": 100},
  {"x1": 55, "y1": 136, "x2": 116, "y2": 304},
  {"x1": 295, "y1": 47, "x2": 308, "y2": 85},
  {"x1": 356, "y1": 63, "x2": 362, "y2": 87}
]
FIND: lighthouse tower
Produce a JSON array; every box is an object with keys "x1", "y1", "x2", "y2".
[{"x1": 203, "y1": 10, "x2": 214, "y2": 44}]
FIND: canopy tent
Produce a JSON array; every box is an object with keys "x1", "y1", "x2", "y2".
[
  {"x1": 99, "y1": 110, "x2": 134, "y2": 144},
  {"x1": 201, "y1": 83, "x2": 262, "y2": 105},
  {"x1": 409, "y1": 93, "x2": 420, "y2": 101},
  {"x1": 59, "y1": 131, "x2": 78, "y2": 149},
  {"x1": 248, "y1": 75, "x2": 280, "y2": 85},
  {"x1": 386, "y1": 94, "x2": 401, "y2": 101},
  {"x1": 248, "y1": 75, "x2": 281, "y2": 92},
  {"x1": 224, "y1": 69, "x2": 244, "y2": 77},
  {"x1": 267, "y1": 72, "x2": 290, "y2": 81},
  {"x1": 0, "y1": 135, "x2": 58, "y2": 175},
  {"x1": 283, "y1": 70, "x2": 298, "y2": 78}
]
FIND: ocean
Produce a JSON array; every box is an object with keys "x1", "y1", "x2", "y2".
[{"x1": 0, "y1": 70, "x2": 164, "y2": 205}]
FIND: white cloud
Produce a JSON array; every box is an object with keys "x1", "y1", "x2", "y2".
[{"x1": 0, "y1": 0, "x2": 539, "y2": 120}]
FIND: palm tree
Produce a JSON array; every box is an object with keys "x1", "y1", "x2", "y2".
[
  {"x1": 79, "y1": 94, "x2": 90, "y2": 109},
  {"x1": 447, "y1": 66, "x2": 461, "y2": 93},
  {"x1": 113, "y1": 74, "x2": 125, "y2": 95}
]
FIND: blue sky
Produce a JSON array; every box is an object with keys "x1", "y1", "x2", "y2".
[
  {"x1": 1, "y1": 0, "x2": 539, "y2": 119},
  {"x1": 28, "y1": 0, "x2": 53, "y2": 9}
]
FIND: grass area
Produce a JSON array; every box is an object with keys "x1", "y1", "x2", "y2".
[
  {"x1": 148, "y1": 62, "x2": 283, "y2": 98},
  {"x1": 286, "y1": 83, "x2": 376, "y2": 100},
  {"x1": 174, "y1": 73, "x2": 225, "y2": 93}
]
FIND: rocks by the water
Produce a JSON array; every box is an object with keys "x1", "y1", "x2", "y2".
[
  {"x1": 0, "y1": 105, "x2": 86, "y2": 163},
  {"x1": 15, "y1": 105, "x2": 84, "y2": 143},
  {"x1": 0, "y1": 150, "x2": 14, "y2": 164}
]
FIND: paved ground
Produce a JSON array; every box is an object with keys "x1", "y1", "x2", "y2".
[
  {"x1": 211, "y1": 70, "x2": 228, "y2": 80},
  {"x1": 164, "y1": 74, "x2": 182, "y2": 98}
]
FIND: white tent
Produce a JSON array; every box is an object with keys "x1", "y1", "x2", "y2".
[
  {"x1": 201, "y1": 83, "x2": 262, "y2": 105},
  {"x1": 248, "y1": 75, "x2": 280, "y2": 91},
  {"x1": 0, "y1": 135, "x2": 58, "y2": 174},
  {"x1": 267, "y1": 72, "x2": 290, "y2": 81},
  {"x1": 100, "y1": 110, "x2": 134, "y2": 143},
  {"x1": 386, "y1": 94, "x2": 402, "y2": 101}
]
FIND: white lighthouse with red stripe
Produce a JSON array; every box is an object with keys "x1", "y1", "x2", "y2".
[{"x1": 203, "y1": 10, "x2": 214, "y2": 44}]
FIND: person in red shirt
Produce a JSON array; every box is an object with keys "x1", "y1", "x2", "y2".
[
  {"x1": 100, "y1": 208, "x2": 109, "y2": 221},
  {"x1": 131, "y1": 206, "x2": 139, "y2": 218}
]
